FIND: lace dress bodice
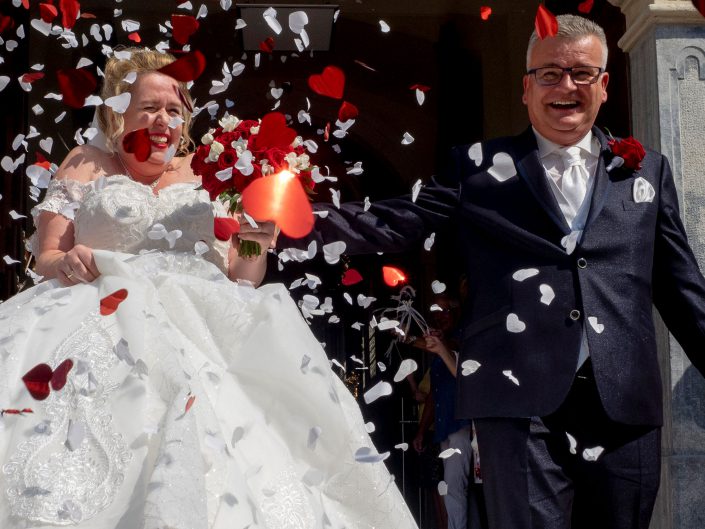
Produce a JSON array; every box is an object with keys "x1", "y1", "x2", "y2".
[{"x1": 31, "y1": 175, "x2": 231, "y2": 273}]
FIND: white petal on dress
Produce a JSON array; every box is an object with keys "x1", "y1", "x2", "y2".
[{"x1": 0, "y1": 176, "x2": 418, "y2": 529}]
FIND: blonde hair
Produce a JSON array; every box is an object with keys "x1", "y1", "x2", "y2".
[
  {"x1": 97, "y1": 47, "x2": 194, "y2": 155},
  {"x1": 526, "y1": 14, "x2": 608, "y2": 69}
]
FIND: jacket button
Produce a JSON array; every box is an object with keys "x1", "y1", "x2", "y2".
[
  {"x1": 577, "y1": 257, "x2": 587, "y2": 269},
  {"x1": 569, "y1": 309, "x2": 581, "y2": 321}
]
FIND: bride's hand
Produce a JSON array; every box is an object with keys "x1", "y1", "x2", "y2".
[
  {"x1": 56, "y1": 244, "x2": 100, "y2": 286},
  {"x1": 236, "y1": 219, "x2": 279, "y2": 254}
]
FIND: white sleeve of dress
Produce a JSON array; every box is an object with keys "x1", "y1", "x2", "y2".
[{"x1": 27, "y1": 179, "x2": 86, "y2": 254}]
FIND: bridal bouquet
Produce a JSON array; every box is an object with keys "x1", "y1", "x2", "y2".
[{"x1": 191, "y1": 111, "x2": 316, "y2": 256}]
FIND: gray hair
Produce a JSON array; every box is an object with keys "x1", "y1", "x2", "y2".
[{"x1": 526, "y1": 14, "x2": 608, "y2": 70}]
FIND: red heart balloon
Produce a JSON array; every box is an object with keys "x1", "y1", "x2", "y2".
[
  {"x1": 122, "y1": 128, "x2": 152, "y2": 162},
  {"x1": 59, "y1": 0, "x2": 80, "y2": 30},
  {"x1": 50, "y1": 359, "x2": 74, "y2": 391},
  {"x1": 214, "y1": 216, "x2": 240, "y2": 241},
  {"x1": 22, "y1": 363, "x2": 53, "y2": 401},
  {"x1": 338, "y1": 101, "x2": 359, "y2": 122},
  {"x1": 39, "y1": 3, "x2": 59, "y2": 23},
  {"x1": 342, "y1": 268, "x2": 363, "y2": 286},
  {"x1": 241, "y1": 171, "x2": 314, "y2": 238},
  {"x1": 56, "y1": 68, "x2": 97, "y2": 109},
  {"x1": 260, "y1": 36, "x2": 275, "y2": 54},
  {"x1": 251, "y1": 112, "x2": 297, "y2": 151},
  {"x1": 535, "y1": 4, "x2": 558, "y2": 40},
  {"x1": 100, "y1": 289, "x2": 128, "y2": 316},
  {"x1": 577, "y1": 0, "x2": 594, "y2": 14},
  {"x1": 382, "y1": 266, "x2": 406, "y2": 287},
  {"x1": 172, "y1": 14, "x2": 200, "y2": 45},
  {"x1": 157, "y1": 51, "x2": 206, "y2": 82},
  {"x1": 308, "y1": 66, "x2": 345, "y2": 99}
]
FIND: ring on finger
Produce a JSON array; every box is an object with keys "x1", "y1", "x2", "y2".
[{"x1": 66, "y1": 271, "x2": 74, "y2": 279}]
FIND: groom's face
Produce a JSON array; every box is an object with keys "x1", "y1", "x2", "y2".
[{"x1": 522, "y1": 35, "x2": 609, "y2": 146}]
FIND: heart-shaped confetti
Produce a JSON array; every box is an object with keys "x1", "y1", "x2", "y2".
[
  {"x1": 0, "y1": 14, "x2": 15, "y2": 34},
  {"x1": 431, "y1": 280, "x2": 446, "y2": 294},
  {"x1": 250, "y1": 112, "x2": 297, "y2": 151},
  {"x1": 461, "y1": 359, "x2": 481, "y2": 376},
  {"x1": 104, "y1": 92, "x2": 131, "y2": 113},
  {"x1": 308, "y1": 65, "x2": 345, "y2": 99},
  {"x1": 363, "y1": 381, "x2": 392, "y2": 404},
  {"x1": 122, "y1": 128, "x2": 151, "y2": 162},
  {"x1": 323, "y1": 241, "x2": 346, "y2": 264},
  {"x1": 393, "y1": 358, "x2": 418, "y2": 382},
  {"x1": 260, "y1": 36, "x2": 275, "y2": 53},
  {"x1": 338, "y1": 100, "x2": 358, "y2": 122},
  {"x1": 578, "y1": 0, "x2": 595, "y2": 14},
  {"x1": 342, "y1": 268, "x2": 363, "y2": 286},
  {"x1": 39, "y1": 3, "x2": 59, "y2": 23},
  {"x1": 468, "y1": 142, "x2": 483, "y2": 166},
  {"x1": 506, "y1": 313, "x2": 526, "y2": 333},
  {"x1": 503, "y1": 369, "x2": 520, "y2": 385},
  {"x1": 50, "y1": 359, "x2": 74, "y2": 391},
  {"x1": 487, "y1": 152, "x2": 517, "y2": 182},
  {"x1": 214, "y1": 216, "x2": 240, "y2": 241},
  {"x1": 128, "y1": 32, "x2": 141, "y2": 43},
  {"x1": 172, "y1": 14, "x2": 200, "y2": 45},
  {"x1": 21, "y1": 72, "x2": 45, "y2": 84},
  {"x1": 22, "y1": 363, "x2": 53, "y2": 400},
  {"x1": 100, "y1": 288, "x2": 128, "y2": 316},
  {"x1": 535, "y1": 4, "x2": 558, "y2": 40},
  {"x1": 60, "y1": 0, "x2": 80, "y2": 30},
  {"x1": 539, "y1": 284, "x2": 555, "y2": 305},
  {"x1": 512, "y1": 268, "x2": 539, "y2": 281},
  {"x1": 240, "y1": 170, "x2": 314, "y2": 238},
  {"x1": 582, "y1": 445, "x2": 605, "y2": 462},
  {"x1": 382, "y1": 266, "x2": 406, "y2": 287},
  {"x1": 480, "y1": 6, "x2": 492, "y2": 21},
  {"x1": 157, "y1": 50, "x2": 206, "y2": 82},
  {"x1": 587, "y1": 316, "x2": 604, "y2": 334},
  {"x1": 56, "y1": 68, "x2": 97, "y2": 109}
]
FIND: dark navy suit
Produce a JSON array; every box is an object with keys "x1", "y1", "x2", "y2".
[{"x1": 281, "y1": 126, "x2": 705, "y2": 528}]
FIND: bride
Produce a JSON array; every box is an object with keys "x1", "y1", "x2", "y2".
[{"x1": 0, "y1": 49, "x2": 418, "y2": 529}]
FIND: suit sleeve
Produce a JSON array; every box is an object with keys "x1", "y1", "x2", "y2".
[
  {"x1": 277, "y1": 148, "x2": 463, "y2": 255},
  {"x1": 652, "y1": 154, "x2": 705, "y2": 376}
]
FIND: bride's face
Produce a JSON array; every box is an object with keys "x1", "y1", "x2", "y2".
[{"x1": 119, "y1": 72, "x2": 184, "y2": 167}]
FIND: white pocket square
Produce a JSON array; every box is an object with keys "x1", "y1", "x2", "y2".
[{"x1": 632, "y1": 177, "x2": 655, "y2": 203}]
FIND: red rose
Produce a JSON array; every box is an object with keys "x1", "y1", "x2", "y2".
[
  {"x1": 262, "y1": 147, "x2": 289, "y2": 171},
  {"x1": 608, "y1": 136, "x2": 645, "y2": 170},
  {"x1": 217, "y1": 148, "x2": 238, "y2": 170}
]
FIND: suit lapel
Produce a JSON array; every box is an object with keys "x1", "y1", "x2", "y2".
[
  {"x1": 513, "y1": 127, "x2": 571, "y2": 235},
  {"x1": 584, "y1": 127, "x2": 613, "y2": 227}
]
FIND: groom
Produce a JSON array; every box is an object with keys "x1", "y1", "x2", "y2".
[{"x1": 280, "y1": 14, "x2": 705, "y2": 529}]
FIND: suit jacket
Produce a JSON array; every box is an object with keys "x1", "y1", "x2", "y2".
[{"x1": 283, "y1": 126, "x2": 705, "y2": 427}]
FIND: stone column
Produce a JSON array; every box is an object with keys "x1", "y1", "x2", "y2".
[{"x1": 609, "y1": 1, "x2": 705, "y2": 528}]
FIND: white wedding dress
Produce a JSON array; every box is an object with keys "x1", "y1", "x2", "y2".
[{"x1": 0, "y1": 175, "x2": 418, "y2": 529}]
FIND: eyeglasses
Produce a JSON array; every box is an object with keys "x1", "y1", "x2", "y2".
[{"x1": 527, "y1": 66, "x2": 604, "y2": 86}]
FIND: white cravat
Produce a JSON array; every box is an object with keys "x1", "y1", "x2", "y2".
[{"x1": 559, "y1": 146, "x2": 589, "y2": 226}]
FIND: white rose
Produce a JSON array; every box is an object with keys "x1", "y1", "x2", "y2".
[
  {"x1": 207, "y1": 141, "x2": 225, "y2": 162},
  {"x1": 219, "y1": 114, "x2": 241, "y2": 132}
]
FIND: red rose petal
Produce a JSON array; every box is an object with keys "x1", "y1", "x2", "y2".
[
  {"x1": 692, "y1": 0, "x2": 705, "y2": 17},
  {"x1": 122, "y1": 128, "x2": 152, "y2": 162},
  {"x1": 251, "y1": 112, "x2": 297, "y2": 151},
  {"x1": 128, "y1": 32, "x2": 141, "y2": 43},
  {"x1": 172, "y1": 14, "x2": 200, "y2": 45},
  {"x1": 39, "y1": 3, "x2": 59, "y2": 23},
  {"x1": 157, "y1": 50, "x2": 206, "y2": 82},
  {"x1": 382, "y1": 266, "x2": 406, "y2": 287},
  {"x1": 50, "y1": 359, "x2": 74, "y2": 391},
  {"x1": 241, "y1": 171, "x2": 314, "y2": 238},
  {"x1": 535, "y1": 4, "x2": 558, "y2": 40},
  {"x1": 56, "y1": 67, "x2": 97, "y2": 109},
  {"x1": 21, "y1": 72, "x2": 45, "y2": 84},
  {"x1": 480, "y1": 6, "x2": 492, "y2": 21},
  {"x1": 214, "y1": 216, "x2": 240, "y2": 241},
  {"x1": 338, "y1": 101, "x2": 359, "y2": 122},
  {"x1": 259, "y1": 36, "x2": 275, "y2": 53},
  {"x1": 22, "y1": 363, "x2": 53, "y2": 401},
  {"x1": 59, "y1": 0, "x2": 80, "y2": 30},
  {"x1": 100, "y1": 289, "x2": 128, "y2": 316},
  {"x1": 577, "y1": 0, "x2": 594, "y2": 14},
  {"x1": 342, "y1": 268, "x2": 363, "y2": 286},
  {"x1": 308, "y1": 66, "x2": 345, "y2": 99}
]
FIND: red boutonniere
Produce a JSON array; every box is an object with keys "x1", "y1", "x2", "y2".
[{"x1": 606, "y1": 136, "x2": 646, "y2": 172}]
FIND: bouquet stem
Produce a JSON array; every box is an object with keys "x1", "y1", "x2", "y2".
[{"x1": 238, "y1": 239, "x2": 262, "y2": 258}]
